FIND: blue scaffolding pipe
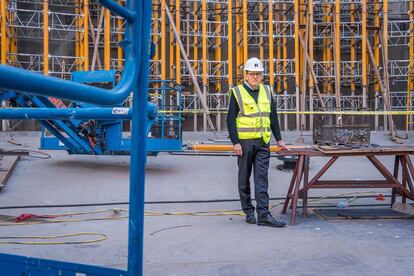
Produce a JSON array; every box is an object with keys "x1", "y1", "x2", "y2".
[
  {"x1": 100, "y1": 0, "x2": 137, "y2": 22},
  {"x1": 128, "y1": 0, "x2": 151, "y2": 274},
  {"x1": 0, "y1": 0, "x2": 152, "y2": 275},
  {"x1": 0, "y1": 4, "x2": 141, "y2": 106},
  {"x1": 0, "y1": 106, "x2": 157, "y2": 120}
]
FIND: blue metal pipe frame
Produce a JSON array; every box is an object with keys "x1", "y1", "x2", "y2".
[
  {"x1": 0, "y1": 106, "x2": 157, "y2": 120},
  {"x1": 0, "y1": 0, "x2": 152, "y2": 275},
  {"x1": 0, "y1": 5, "x2": 139, "y2": 106}
]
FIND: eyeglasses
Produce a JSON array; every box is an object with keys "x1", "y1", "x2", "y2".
[{"x1": 246, "y1": 72, "x2": 263, "y2": 77}]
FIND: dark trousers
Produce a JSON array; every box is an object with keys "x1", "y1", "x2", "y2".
[{"x1": 237, "y1": 138, "x2": 270, "y2": 217}]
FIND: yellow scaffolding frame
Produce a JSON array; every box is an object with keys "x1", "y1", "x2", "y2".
[
  {"x1": 176, "y1": 1, "x2": 181, "y2": 84},
  {"x1": 268, "y1": 0, "x2": 274, "y2": 87},
  {"x1": 350, "y1": 0, "x2": 356, "y2": 95},
  {"x1": 362, "y1": 0, "x2": 367, "y2": 108},
  {"x1": 117, "y1": 0, "x2": 124, "y2": 70},
  {"x1": 202, "y1": 0, "x2": 207, "y2": 131},
  {"x1": 83, "y1": 0, "x2": 89, "y2": 71},
  {"x1": 43, "y1": 0, "x2": 48, "y2": 75},
  {"x1": 161, "y1": 0, "x2": 166, "y2": 80},
  {"x1": 408, "y1": 0, "x2": 414, "y2": 133},
  {"x1": 4, "y1": 0, "x2": 414, "y2": 134},
  {"x1": 104, "y1": 8, "x2": 110, "y2": 70},
  {"x1": 1, "y1": 0, "x2": 7, "y2": 65},
  {"x1": 227, "y1": 0, "x2": 232, "y2": 87}
]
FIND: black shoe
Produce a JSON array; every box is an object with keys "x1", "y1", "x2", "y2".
[
  {"x1": 245, "y1": 213, "x2": 256, "y2": 224},
  {"x1": 257, "y1": 214, "x2": 286, "y2": 228}
]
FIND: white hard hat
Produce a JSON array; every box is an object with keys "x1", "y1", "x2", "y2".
[{"x1": 244, "y1": 57, "x2": 264, "y2": 72}]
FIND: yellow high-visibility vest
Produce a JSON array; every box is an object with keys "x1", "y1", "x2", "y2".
[{"x1": 231, "y1": 84, "x2": 272, "y2": 144}]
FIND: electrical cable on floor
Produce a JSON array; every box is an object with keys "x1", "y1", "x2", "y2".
[
  {"x1": 0, "y1": 232, "x2": 108, "y2": 245},
  {"x1": 0, "y1": 194, "x2": 392, "y2": 210},
  {"x1": 0, "y1": 191, "x2": 393, "y2": 227},
  {"x1": 1, "y1": 148, "x2": 51, "y2": 159}
]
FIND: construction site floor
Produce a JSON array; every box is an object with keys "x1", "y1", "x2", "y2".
[{"x1": 0, "y1": 131, "x2": 413, "y2": 275}]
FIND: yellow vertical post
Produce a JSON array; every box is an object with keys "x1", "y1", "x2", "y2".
[
  {"x1": 383, "y1": 0, "x2": 389, "y2": 81},
  {"x1": 407, "y1": 0, "x2": 414, "y2": 133},
  {"x1": 294, "y1": 0, "x2": 300, "y2": 130},
  {"x1": 242, "y1": 0, "x2": 247, "y2": 64},
  {"x1": 1, "y1": 0, "x2": 8, "y2": 131},
  {"x1": 215, "y1": 3, "x2": 222, "y2": 92},
  {"x1": 193, "y1": 1, "x2": 198, "y2": 76},
  {"x1": 373, "y1": 1, "x2": 380, "y2": 130},
  {"x1": 374, "y1": 2, "x2": 380, "y2": 94},
  {"x1": 362, "y1": 0, "x2": 367, "y2": 108},
  {"x1": 79, "y1": 1, "x2": 84, "y2": 69},
  {"x1": 152, "y1": 1, "x2": 160, "y2": 85},
  {"x1": 350, "y1": 0, "x2": 355, "y2": 94},
  {"x1": 10, "y1": 9, "x2": 16, "y2": 64},
  {"x1": 308, "y1": 0, "x2": 314, "y2": 89},
  {"x1": 117, "y1": 0, "x2": 124, "y2": 70},
  {"x1": 202, "y1": 0, "x2": 207, "y2": 86},
  {"x1": 309, "y1": 0, "x2": 314, "y2": 130},
  {"x1": 176, "y1": 1, "x2": 181, "y2": 84},
  {"x1": 104, "y1": 8, "x2": 110, "y2": 70},
  {"x1": 299, "y1": 0, "x2": 306, "y2": 130},
  {"x1": 383, "y1": 0, "x2": 389, "y2": 131},
  {"x1": 259, "y1": 2, "x2": 264, "y2": 61},
  {"x1": 294, "y1": 0, "x2": 299, "y2": 87},
  {"x1": 334, "y1": 0, "x2": 340, "y2": 108},
  {"x1": 193, "y1": 1, "x2": 199, "y2": 132},
  {"x1": 169, "y1": 0, "x2": 174, "y2": 79},
  {"x1": 282, "y1": 2, "x2": 288, "y2": 93},
  {"x1": 215, "y1": 3, "x2": 222, "y2": 130},
  {"x1": 282, "y1": 2, "x2": 288, "y2": 130},
  {"x1": 228, "y1": 0, "x2": 233, "y2": 87},
  {"x1": 161, "y1": 0, "x2": 166, "y2": 80},
  {"x1": 1, "y1": 0, "x2": 7, "y2": 64},
  {"x1": 327, "y1": 4, "x2": 332, "y2": 94},
  {"x1": 268, "y1": 0, "x2": 274, "y2": 87},
  {"x1": 43, "y1": 0, "x2": 49, "y2": 75},
  {"x1": 202, "y1": 0, "x2": 208, "y2": 131},
  {"x1": 75, "y1": 0, "x2": 80, "y2": 70},
  {"x1": 83, "y1": 0, "x2": 89, "y2": 71},
  {"x1": 276, "y1": 3, "x2": 281, "y2": 94},
  {"x1": 235, "y1": 0, "x2": 241, "y2": 78},
  {"x1": 322, "y1": 4, "x2": 327, "y2": 93}
]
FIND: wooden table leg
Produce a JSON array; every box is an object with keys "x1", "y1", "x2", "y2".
[
  {"x1": 282, "y1": 157, "x2": 300, "y2": 214},
  {"x1": 302, "y1": 156, "x2": 310, "y2": 218},
  {"x1": 392, "y1": 155, "x2": 400, "y2": 206},
  {"x1": 401, "y1": 156, "x2": 408, "y2": 204},
  {"x1": 403, "y1": 155, "x2": 414, "y2": 196},
  {"x1": 290, "y1": 155, "x2": 304, "y2": 225}
]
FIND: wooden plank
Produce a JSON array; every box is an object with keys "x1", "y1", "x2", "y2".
[
  {"x1": 0, "y1": 155, "x2": 20, "y2": 189},
  {"x1": 316, "y1": 145, "x2": 414, "y2": 154}
]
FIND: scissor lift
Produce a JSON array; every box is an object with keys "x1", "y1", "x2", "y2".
[{"x1": 39, "y1": 70, "x2": 182, "y2": 156}]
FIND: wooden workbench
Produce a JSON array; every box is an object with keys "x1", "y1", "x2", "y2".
[{"x1": 278, "y1": 146, "x2": 414, "y2": 225}]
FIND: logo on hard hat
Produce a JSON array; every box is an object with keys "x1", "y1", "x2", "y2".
[{"x1": 244, "y1": 58, "x2": 264, "y2": 72}]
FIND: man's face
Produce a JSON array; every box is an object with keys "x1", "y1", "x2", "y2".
[{"x1": 245, "y1": 71, "x2": 263, "y2": 88}]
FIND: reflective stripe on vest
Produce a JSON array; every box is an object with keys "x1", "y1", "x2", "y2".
[{"x1": 232, "y1": 84, "x2": 272, "y2": 143}]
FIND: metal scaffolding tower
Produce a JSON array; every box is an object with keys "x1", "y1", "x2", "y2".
[{"x1": 2, "y1": 0, "x2": 414, "y2": 133}]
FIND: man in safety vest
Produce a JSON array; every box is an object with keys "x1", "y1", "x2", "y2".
[{"x1": 227, "y1": 57, "x2": 288, "y2": 228}]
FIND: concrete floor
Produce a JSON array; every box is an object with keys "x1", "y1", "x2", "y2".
[{"x1": 0, "y1": 131, "x2": 413, "y2": 275}]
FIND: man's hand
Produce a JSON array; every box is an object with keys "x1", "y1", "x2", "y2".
[
  {"x1": 277, "y1": 140, "x2": 290, "y2": 151},
  {"x1": 233, "y1": 143, "x2": 243, "y2": 156}
]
